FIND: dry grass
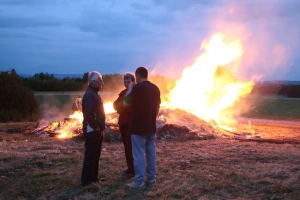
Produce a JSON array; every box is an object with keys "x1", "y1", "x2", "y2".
[{"x1": 1, "y1": 123, "x2": 300, "y2": 200}]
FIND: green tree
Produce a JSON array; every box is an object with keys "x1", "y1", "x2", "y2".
[{"x1": 0, "y1": 69, "x2": 38, "y2": 122}]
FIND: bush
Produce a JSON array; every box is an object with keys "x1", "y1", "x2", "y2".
[
  {"x1": 0, "y1": 70, "x2": 38, "y2": 122},
  {"x1": 286, "y1": 85, "x2": 300, "y2": 98}
]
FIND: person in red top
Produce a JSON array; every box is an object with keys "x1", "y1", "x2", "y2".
[
  {"x1": 113, "y1": 72, "x2": 136, "y2": 178},
  {"x1": 72, "y1": 96, "x2": 82, "y2": 112}
]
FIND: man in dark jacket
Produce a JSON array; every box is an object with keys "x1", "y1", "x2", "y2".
[
  {"x1": 113, "y1": 72, "x2": 135, "y2": 178},
  {"x1": 81, "y1": 71, "x2": 106, "y2": 187},
  {"x1": 124, "y1": 67, "x2": 161, "y2": 189}
]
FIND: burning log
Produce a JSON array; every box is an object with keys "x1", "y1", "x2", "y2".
[{"x1": 30, "y1": 125, "x2": 49, "y2": 135}]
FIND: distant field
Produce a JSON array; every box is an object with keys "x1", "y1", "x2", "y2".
[
  {"x1": 239, "y1": 95, "x2": 300, "y2": 120},
  {"x1": 35, "y1": 92, "x2": 300, "y2": 121}
]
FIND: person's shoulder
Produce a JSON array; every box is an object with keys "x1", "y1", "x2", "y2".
[
  {"x1": 149, "y1": 81, "x2": 160, "y2": 91},
  {"x1": 83, "y1": 88, "x2": 97, "y2": 99}
]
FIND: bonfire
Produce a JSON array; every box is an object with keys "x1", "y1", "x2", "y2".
[{"x1": 31, "y1": 33, "x2": 260, "y2": 141}]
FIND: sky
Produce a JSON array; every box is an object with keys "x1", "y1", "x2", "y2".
[{"x1": 0, "y1": 0, "x2": 300, "y2": 81}]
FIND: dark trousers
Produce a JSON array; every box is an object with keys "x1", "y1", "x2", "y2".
[
  {"x1": 119, "y1": 124, "x2": 134, "y2": 175},
  {"x1": 81, "y1": 130, "x2": 103, "y2": 186}
]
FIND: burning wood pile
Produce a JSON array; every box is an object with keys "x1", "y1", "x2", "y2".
[
  {"x1": 30, "y1": 117, "x2": 83, "y2": 138},
  {"x1": 29, "y1": 108, "x2": 217, "y2": 142}
]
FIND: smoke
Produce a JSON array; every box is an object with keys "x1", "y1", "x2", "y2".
[
  {"x1": 150, "y1": 1, "x2": 300, "y2": 81},
  {"x1": 209, "y1": 0, "x2": 300, "y2": 81},
  {"x1": 37, "y1": 94, "x2": 78, "y2": 126}
]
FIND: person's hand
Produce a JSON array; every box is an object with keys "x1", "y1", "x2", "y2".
[
  {"x1": 125, "y1": 82, "x2": 135, "y2": 96},
  {"x1": 128, "y1": 82, "x2": 134, "y2": 90}
]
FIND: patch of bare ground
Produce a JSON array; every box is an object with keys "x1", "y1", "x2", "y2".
[
  {"x1": 236, "y1": 118, "x2": 300, "y2": 140},
  {"x1": 0, "y1": 119, "x2": 300, "y2": 199}
]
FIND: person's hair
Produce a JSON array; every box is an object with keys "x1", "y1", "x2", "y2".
[
  {"x1": 88, "y1": 71, "x2": 103, "y2": 84},
  {"x1": 135, "y1": 67, "x2": 148, "y2": 79},
  {"x1": 123, "y1": 72, "x2": 135, "y2": 82}
]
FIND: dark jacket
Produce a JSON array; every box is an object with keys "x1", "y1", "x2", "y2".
[
  {"x1": 113, "y1": 89, "x2": 132, "y2": 125},
  {"x1": 82, "y1": 86, "x2": 106, "y2": 134},
  {"x1": 124, "y1": 81, "x2": 161, "y2": 136}
]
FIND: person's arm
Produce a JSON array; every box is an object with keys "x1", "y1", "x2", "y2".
[
  {"x1": 156, "y1": 106, "x2": 160, "y2": 118},
  {"x1": 156, "y1": 91, "x2": 161, "y2": 117},
  {"x1": 96, "y1": 101, "x2": 106, "y2": 131},
  {"x1": 113, "y1": 95, "x2": 122, "y2": 111},
  {"x1": 118, "y1": 103, "x2": 132, "y2": 115},
  {"x1": 113, "y1": 91, "x2": 132, "y2": 114},
  {"x1": 82, "y1": 93, "x2": 99, "y2": 130}
]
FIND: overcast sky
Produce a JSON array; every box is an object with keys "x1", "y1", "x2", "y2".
[{"x1": 1, "y1": 0, "x2": 300, "y2": 81}]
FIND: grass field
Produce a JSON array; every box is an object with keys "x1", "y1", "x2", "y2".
[
  {"x1": 0, "y1": 132, "x2": 300, "y2": 199},
  {"x1": 0, "y1": 93, "x2": 300, "y2": 199},
  {"x1": 239, "y1": 95, "x2": 300, "y2": 120}
]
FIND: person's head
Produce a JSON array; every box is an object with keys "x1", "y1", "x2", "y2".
[
  {"x1": 88, "y1": 71, "x2": 104, "y2": 91},
  {"x1": 135, "y1": 67, "x2": 148, "y2": 83},
  {"x1": 123, "y1": 72, "x2": 135, "y2": 89}
]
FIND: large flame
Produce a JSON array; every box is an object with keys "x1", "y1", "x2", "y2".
[
  {"x1": 166, "y1": 33, "x2": 254, "y2": 126},
  {"x1": 55, "y1": 102, "x2": 116, "y2": 138},
  {"x1": 104, "y1": 102, "x2": 115, "y2": 114}
]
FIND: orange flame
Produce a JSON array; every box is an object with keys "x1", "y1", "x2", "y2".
[
  {"x1": 104, "y1": 102, "x2": 115, "y2": 114},
  {"x1": 165, "y1": 33, "x2": 254, "y2": 127},
  {"x1": 56, "y1": 102, "x2": 116, "y2": 139}
]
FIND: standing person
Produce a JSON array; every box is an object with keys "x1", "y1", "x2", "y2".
[
  {"x1": 81, "y1": 71, "x2": 106, "y2": 187},
  {"x1": 72, "y1": 96, "x2": 82, "y2": 112},
  {"x1": 113, "y1": 73, "x2": 136, "y2": 179},
  {"x1": 124, "y1": 67, "x2": 161, "y2": 189}
]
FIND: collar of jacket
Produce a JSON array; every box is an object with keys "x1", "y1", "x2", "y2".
[{"x1": 88, "y1": 85, "x2": 100, "y2": 92}]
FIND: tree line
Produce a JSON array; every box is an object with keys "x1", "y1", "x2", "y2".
[
  {"x1": 251, "y1": 83, "x2": 300, "y2": 98},
  {"x1": 1, "y1": 68, "x2": 299, "y2": 122}
]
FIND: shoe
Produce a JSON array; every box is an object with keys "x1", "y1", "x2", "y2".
[
  {"x1": 146, "y1": 179, "x2": 156, "y2": 187},
  {"x1": 127, "y1": 181, "x2": 146, "y2": 189},
  {"x1": 82, "y1": 182, "x2": 92, "y2": 187},
  {"x1": 91, "y1": 177, "x2": 99, "y2": 183}
]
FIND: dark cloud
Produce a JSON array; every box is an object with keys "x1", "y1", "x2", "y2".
[
  {"x1": 0, "y1": 29, "x2": 47, "y2": 40},
  {"x1": 0, "y1": 0, "x2": 299, "y2": 80},
  {"x1": 151, "y1": 0, "x2": 216, "y2": 11},
  {"x1": 131, "y1": 3, "x2": 150, "y2": 11},
  {"x1": 0, "y1": 0, "x2": 54, "y2": 6},
  {"x1": 78, "y1": 9, "x2": 148, "y2": 39},
  {"x1": 0, "y1": 15, "x2": 62, "y2": 29}
]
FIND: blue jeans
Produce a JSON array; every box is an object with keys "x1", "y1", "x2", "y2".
[{"x1": 131, "y1": 134, "x2": 156, "y2": 184}]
